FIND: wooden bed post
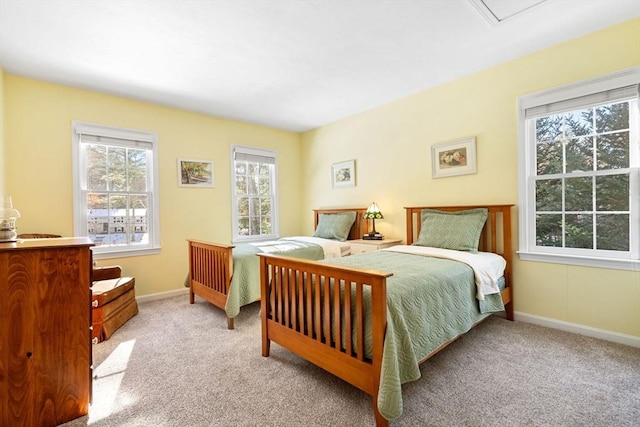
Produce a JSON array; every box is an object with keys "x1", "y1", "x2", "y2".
[{"x1": 259, "y1": 254, "x2": 271, "y2": 357}]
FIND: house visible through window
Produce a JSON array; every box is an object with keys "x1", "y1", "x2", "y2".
[
  {"x1": 518, "y1": 67, "x2": 639, "y2": 270},
  {"x1": 72, "y1": 121, "x2": 160, "y2": 258},
  {"x1": 231, "y1": 145, "x2": 278, "y2": 242}
]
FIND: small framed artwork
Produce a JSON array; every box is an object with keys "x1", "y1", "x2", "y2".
[
  {"x1": 331, "y1": 159, "x2": 356, "y2": 188},
  {"x1": 177, "y1": 158, "x2": 214, "y2": 187},
  {"x1": 431, "y1": 137, "x2": 477, "y2": 178}
]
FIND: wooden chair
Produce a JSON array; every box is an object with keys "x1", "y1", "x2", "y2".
[{"x1": 91, "y1": 265, "x2": 138, "y2": 343}]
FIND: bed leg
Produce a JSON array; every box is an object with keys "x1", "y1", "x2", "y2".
[
  {"x1": 505, "y1": 301, "x2": 514, "y2": 321},
  {"x1": 189, "y1": 287, "x2": 195, "y2": 304},
  {"x1": 373, "y1": 399, "x2": 389, "y2": 427},
  {"x1": 227, "y1": 316, "x2": 234, "y2": 330},
  {"x1": 262, "y1": 331, "x2": 271, "y2": 357}
]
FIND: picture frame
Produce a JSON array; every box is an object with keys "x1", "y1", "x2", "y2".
[
  {"x1": 177, "y1": 158, "x2": 214, "y2": 187},
  {"x1": 331, "y1": 159, "x2": 356, "y2": 188},
  {"x1": 431, "y1": 137, "x2": 477, "y2": 178}
]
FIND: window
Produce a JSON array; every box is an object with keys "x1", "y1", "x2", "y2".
[
  {"x1": 231, "y1": 145, "x2": 278, "y2": 242},
  {"x1": 72, "y1": 121, "x2": 160, "y2": 258},
  {"x1": 518, "y1": 67, "x2": 640, "y2": 270}
]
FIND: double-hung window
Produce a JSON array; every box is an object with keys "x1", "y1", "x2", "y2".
[
  {"x1": 231, "y1": 145, "x2": 278, "y2": 242},
  {"x1": 72, "y1": 121, "x2": 160, "y2": 258},
  {"x1": 518, "y1": 67, "x2": 640, "y2": 270}
]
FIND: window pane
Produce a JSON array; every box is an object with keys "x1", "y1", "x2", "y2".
[
  {"x1": 238, "y1": 216, "x2": 249, "y2": 236},
  {"x1": 596, "y1": 102, "x2": 629, "y2": 133},
  {"x1": 536, "y1": 214, "x2": 562, "y2": 247},
  {"x1": 565, "y1": 177, "x2": 592, "y2": 211},
  {"x1": 565, "y1": 136, "x2": 593, "y2": 173},
  {"x1": 107, "y1": 147, "x2": 127, "y2": 191},
  {"x1": 86, "y1": 145, "x2": 108, "y2": 190},
  {"x1": 236, "y1": 176, "x2": 247, "y2": 195},
  {"x1": 596, "y1": 131, "x2": 629, "y2": 170},
  {"x1": 248, "y1": 173, "x2": 259, "y2": 195},
  {"x1": 260, "y1": 198, "x2": 271, "y2": 216},
  {"x1": 536, "y1": 115, "x2": 563, "y2": 143},
  {"x1": 564, "y1": 109, "x2": 593, "y2": 136},
  {"x1": 87, "y1": 193, "x2": 108, "y2": 245},
  {"x1": 129, "y1": 194, "x2": 149, "y2": 243},
  {"x1": 250, "y1": 216, "x2": 261, "y2": 235},
  {"x1": 235, "y1": 162, "x2": 247, "y2": 176},
  {"x1": 249, "y1": 197, "x2": 260, "y2": 217},
  {"x1": 596, "y1": 174, "x2": 629, "y2": 211},
  {"x1": 261, "y1": 216, "x2": 271, "y2": 235},
  {"x1": 128, "y1": 149, "x2": 148, "y2": 191},
  {"x1": 536, "y1": 139, "x2": 562, "y2": 175},
  {"x1": 238, "y1": 197, "x2": 249, "y2": 216},
  {"x1": 536, "y1": 179, "x2": 562, "y2": 211},
  {"x1": 248, "y1": 163, "x2": 259, "y2": 178},
  {"x1": 565, "y1": 214, "x2": 593, "y2": 249},
  {"x1": 597, "y1": 214, "x2": 629, "y2": 251},
  {"x1": 259, "y1": 177, "x2": 270, "y2": 196}
]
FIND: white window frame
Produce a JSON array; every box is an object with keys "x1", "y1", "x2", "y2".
[
  {"x1": 72, "y1": 121, "x2": 161, "y2": 259},
  {"x1": 517, "y1": 66, "x2": 640, "y2": 271},
  {"x1": 230, "y1": 145, "x2": 279, "y2": 243}
]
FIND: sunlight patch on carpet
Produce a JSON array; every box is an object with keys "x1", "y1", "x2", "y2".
[{"x1": 88, "y1": 339, "x2": 137, "y2": 423}]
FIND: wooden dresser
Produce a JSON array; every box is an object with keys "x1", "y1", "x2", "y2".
[{"x1": 0, "y1": 237, "x2": 94, "y2": 427}]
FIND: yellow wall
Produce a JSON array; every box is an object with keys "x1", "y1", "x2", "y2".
[
  {"x1": 1, "y1": 66, "x2": 5, "y2": 194},
  {"x1": 3, "y1": 19, "x2": 639, "y2": 339},
  {"x1": 301, "y1": 19, "x2": 640, "y2": 338},
  {"x1": 3, "y1": 77, "x2": 302, "y2": 296}
]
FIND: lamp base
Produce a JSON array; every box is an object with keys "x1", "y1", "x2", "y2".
[
  {"x1": 363, "y1": 233, "x2": 383, "y2": 241},
  {"x1": 0, "y1": 229, "x2": 17, "y2": 242}
]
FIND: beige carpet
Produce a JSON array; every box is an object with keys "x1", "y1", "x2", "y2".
[{"x1": 62, "y1": 295, "x2": 640, "y2": 426}]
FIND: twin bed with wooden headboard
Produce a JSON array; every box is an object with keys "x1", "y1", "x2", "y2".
[
  {"x1": 187, "y1": 207, "x2": 368, "y2": 328},
  {"x1": 258, "y1": 204, "x2": 513, "y2": 426}
]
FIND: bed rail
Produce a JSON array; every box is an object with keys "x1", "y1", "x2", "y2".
[
  {"x1": 188, "y1": 239, "x2": 235, "y2": 329},
  {"x1": 259, "y1": 253, "x2": 392, "y2": 426}
]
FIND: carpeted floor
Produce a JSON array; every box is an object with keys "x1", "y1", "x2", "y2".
[{"x1": 62, "y1": 295, "x2": 640, "y2": 427}]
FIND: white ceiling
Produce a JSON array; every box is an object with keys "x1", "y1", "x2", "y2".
[{"x1": 0, "y1": 0, "x2": 638, "y2": 132}]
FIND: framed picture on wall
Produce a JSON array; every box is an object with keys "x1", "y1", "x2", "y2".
[
  {"x1": 177, "y1": 158, "x2": 214, "y2": 187},
  {"x1": 331, "y1": 159, "x2": 356, "y2": 188},
  {"x1": 431, "y1": 137, "x2": 477, "y2": 178}
]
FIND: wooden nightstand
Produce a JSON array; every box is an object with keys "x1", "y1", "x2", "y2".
[{"x1": 349, "y1": 238, "x2": 403, "y2": 254}]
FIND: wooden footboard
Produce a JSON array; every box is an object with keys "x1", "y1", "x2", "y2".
[
  {"x1": 259, "y1": 253, "x2": 392, "y2": 427},
  {"x1": 188, "y1": 239, "x2": 235, "y2": 329}
]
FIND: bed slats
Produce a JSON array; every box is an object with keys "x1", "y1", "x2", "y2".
[
  {"x1": 187, "y1": 240, "x2": 235, "y2": 328},
  {"x1": 260, "y1": 254, "x2": 390, "y2": 397}
]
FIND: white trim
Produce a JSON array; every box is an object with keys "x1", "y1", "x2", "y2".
[
  {"x1": 92, "y1": 247, "x2": 161, "y2": 260},
  {"x1": 518, "y1": 251, "x2": 640, "y2": 271},
  {"x1": 230, "y1": 145, "x2": 279, "y2": 243},
  {"x1": 72, "y1": 120, "x2": 161, "y2": 258},
  {"x1": 517, "y1": 67, "x2": 640, "y2": 269},
  {"x1": 136, "y1": 287, "x2": 189, "y2": 304},
  {"x1": 519, "y1": 66, "x2": 640, "y2": 110},
  {"x1": 514, "y1": 311, "x2": 640, "y2": 349}
]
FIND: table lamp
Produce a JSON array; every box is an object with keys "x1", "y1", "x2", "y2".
[{"x1": 363, "y1": 202, "x2": 383, "y2": 240}]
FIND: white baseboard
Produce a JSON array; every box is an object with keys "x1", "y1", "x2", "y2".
[
  {"x1": 515, "y1": 311, "x2": 640, "y2": 348},
  {"x1": 131, "y1": 292, "x2": 640, "y2": 348},
  {"x1": 137, "y1": 287, "x2": 189, "y2": 303}
]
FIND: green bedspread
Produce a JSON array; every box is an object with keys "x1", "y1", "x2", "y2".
[
  {"x1": 324, "y1": 251, "x2": 505, "y2": 421},
  {"x1": 225, "y1": 240, "x2": 324, "y2": 318}
]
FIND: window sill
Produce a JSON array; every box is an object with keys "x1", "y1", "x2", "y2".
[
  {"x1": 92, "y1": 247, "x2": 160, "y2": 260},
  {"x1": 517, "y1": 251, "x2": 640, "y2": 271}
]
